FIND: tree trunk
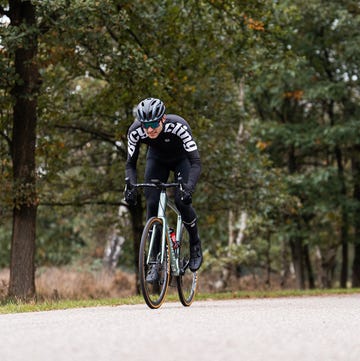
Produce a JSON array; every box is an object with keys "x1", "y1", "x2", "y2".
[
  {"x1": 8, "y1": 1, "x2": 39, "y2": 301},
  {"x1": 304, "y1": 243, "x2": 315, "y2": 289},
  {"x1": 351, "y1": 151, "x2": 360, "y2": 287},
  {"x1": 353, "y1": 243, "x2": 360, "y2": 287},
  {"x1": 280, "y1": 238, "x2": 291, "y2": 288},
  {"x1": 265, "y1": 236, "x2": 271, "y2": 288},
  {"x1": 319, "y1": 246, "x2": 337, "y2": 288},
  {"x1": 287, "y1": 147, "x2": 305, "y2": 289},
  {"x1": 340, "y1": 220, "x2": 349, "y2": 288},
  {"x1": 103, "y1": 232, "x2": 124, "y2": 272},
  {"x1": 289, "y1": 237, "x2": 305, "y2": 289},
  {"x1": 129, "y1": 194, "x2": 144, "y2": 294},
  {"x1": 335, "y1": 146, "x2": 349, "y2": 288}
]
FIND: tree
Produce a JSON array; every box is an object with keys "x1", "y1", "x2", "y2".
[
  {"x1": 244, "y1": 0, "x2": 360, "y2": 288},
  {"x1": 352, "y1": 147, "x2": 360, "y2": 286},
  {"x1": 2, "y1": 0, "x2": 40, "y2": 300}
]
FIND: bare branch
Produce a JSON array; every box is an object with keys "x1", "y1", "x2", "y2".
[
  {"x1": 0, "y1": 131, "x2": 12, "y2": 151},
  {"x1": 39, "y1": 200, "x2": 126, "y2": 207},
  {"x1": 55, "y1": 123, "x2": 113, "y2": 141},
  {"x1": 54, "y1": 123, "x2": 127, "y2": 157}
]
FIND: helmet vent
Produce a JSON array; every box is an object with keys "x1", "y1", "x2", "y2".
[{"x1": 136, "y1": 97, "x2": 165, "y2": 123}]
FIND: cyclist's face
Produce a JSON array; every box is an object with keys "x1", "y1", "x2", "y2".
[{"x1": 144, "y1": 116, "x2": 165, "y2": 139}]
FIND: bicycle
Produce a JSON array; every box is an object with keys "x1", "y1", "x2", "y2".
[{"x1": 125, "y1": 177, "x2": 198, "y2": 309}]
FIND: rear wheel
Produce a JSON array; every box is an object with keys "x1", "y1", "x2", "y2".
[
  {"x1": 139, "y1": 217, "x2": 170, "y2": 309},
  {"x1": 177, "y1": 225, "x2": 198, "y2": 306}
]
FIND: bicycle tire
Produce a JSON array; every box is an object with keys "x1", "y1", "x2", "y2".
[
  {"x1": 139, "y1": 217, "x2": 170, "y2": 309},
  {"x1": 177, "y1": 225, "x2": 198, "y2": 306}
]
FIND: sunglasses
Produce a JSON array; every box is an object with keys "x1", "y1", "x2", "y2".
[{"x1": 142, "y1": 120, "x2": 160, "y2": 129}]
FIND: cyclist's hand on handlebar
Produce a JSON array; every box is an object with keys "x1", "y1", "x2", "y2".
[
  {"x1": 124, "y1": 188, "x2": 137, "y2": 206},
  {"x1": 180, "y1": 183, "x2": 193, "y2": 205},
  {"x1": 124, "y1": 178, "x2": 137, "y2": 206}
]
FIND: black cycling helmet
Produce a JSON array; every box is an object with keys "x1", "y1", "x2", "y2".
[{"x1": 136, "y1": 97, "x2": 166, "y2": 123}]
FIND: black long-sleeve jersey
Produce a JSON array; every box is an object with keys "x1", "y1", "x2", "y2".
[{"x1": 125, "y1": 114, "x2": 201, "y2": 190}]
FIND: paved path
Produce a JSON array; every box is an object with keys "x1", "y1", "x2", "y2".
[{"x1": 1, "y1": 295, "x2": 360, "y2": 361}]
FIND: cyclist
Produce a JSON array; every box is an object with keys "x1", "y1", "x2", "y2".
[{"x1": 124, "y1": 97, "x2": 203, "y2": 282}]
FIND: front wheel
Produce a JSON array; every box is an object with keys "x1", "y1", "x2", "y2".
[
  {"x1": 139, "y1": 217, "x2": 170, "y2": 309},
  {"x1": 177, "y1": 225, "x2": 198, "y2": 306}
]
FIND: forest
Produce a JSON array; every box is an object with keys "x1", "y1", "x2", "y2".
[{"x1": 0, "y1": 0, "x2": 359, "y2": 301}]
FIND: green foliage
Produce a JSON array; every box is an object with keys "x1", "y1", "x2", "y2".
[
  {"x1": 36, "y1": 208, "x2": 86, "y2": 266},
  {"x1": 1, "y1": 0, "x2": 360, "y2": 290},
  {"x1": 241, "y1": 0, "x2": 360, "y2": 287}
]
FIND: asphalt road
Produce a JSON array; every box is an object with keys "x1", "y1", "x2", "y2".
[{"x1": 1, "y1": 295, "x2": 359, "y2": 361}]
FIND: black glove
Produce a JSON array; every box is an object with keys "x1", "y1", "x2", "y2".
[
  {"x1": 124, "y1": 188, "x2": 137, "y2": 206},
  {"x1": 181, "y1": 184, "x2": 193, "y2": 205}
]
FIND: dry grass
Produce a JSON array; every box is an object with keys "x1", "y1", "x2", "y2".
[
  {"x1": 0, "y1": 265, "x2": 297, "y2": 303},
  {"x1": 0, "y1": 269, "x2": 8, "y2": 300},
  {"x1": 0, "y1": 267, "x2": 136, "y2": 301}
]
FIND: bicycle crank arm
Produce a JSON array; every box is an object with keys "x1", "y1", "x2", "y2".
[{"x1": 180, "y1": 260, "x2": 190, "y2": 275}]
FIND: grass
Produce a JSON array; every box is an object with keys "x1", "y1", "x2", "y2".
[
  {"x1": 1, "y1": 267, "x2": 359, "y2": 314},
  {"x1": 1, "y1": 288, "x2": 359, "y2": 315},
  {"x1": 0, "y1": 296, "x2": 143, "y2": 314}
]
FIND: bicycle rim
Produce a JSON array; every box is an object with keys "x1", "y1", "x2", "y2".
[
  {"x1": 139, "y1": 217, "x2": 170, "y2": 309},
  {"x1": 177, "y1": 225, "x2": 198, "y2": 306}
]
